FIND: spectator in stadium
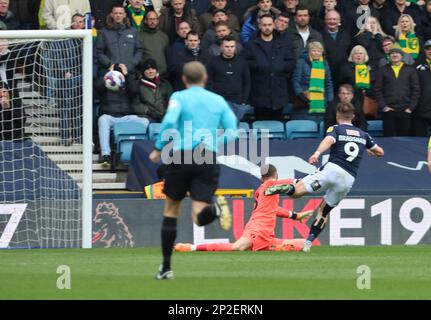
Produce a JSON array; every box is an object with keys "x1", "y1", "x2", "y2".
[
  {"x1": 199, "y1": 0, "x2": 239, "y2": 34},
  {"x1": 378, "y1": 35, "x2": 415, "y2": 66},
  {"x1": 394, "y1": 14, "x2": 423, "y2": 62},
  {"x1": 200, "y1": 9, "x2": 240, "y2": 52},
  {"x1": 0, "y1": 82, "x2": 25, "y2": 141},
  {"x1": 185, "y1": 0, "x2": 212, "y2": 16},
  {"x1": 311, "y1": 0, "x2": 347, "y2": 32},
  {"x1": 90, "y1": 0, "x2": 123, "y2": 30},
  {"x1": 149, "y1": 61, "x2": 236, "y2": 280},
  {"x1": 139, "y1": 10, "x2": 170, "y2": 78},
  {"x1": 380, "y1": 0, "x2": 421, "y2": 37},
  {"x1": 274, "y1": 11, "x2": 290, "y2": 34},
  {"x1": 168, "y1": 31, "x2": 210, "y2": 90},
  {"x1": 372, "y1": 0, "x2": 389, "y2": 14},
  {"x1": 241, "y1": 0, "x2": 281, "y2": 45},
  {"x1": 0, "y1": 39, "x2": 16, "y2": 88},
  {"x1": 321, "y1": 10, "x2": 352, "y2": 90},
  {"x1": 374, "y1": 44, "x2": 420, "y2": 136},
  {"x1": 129, "y1": 58, "x2": 173, "y2": 122},
  {"x1": 275, "y1": 0, "x2": 297, "y2": 29},
  {"x1": 324, "y1": 83, "x2": 367, "y2": 131},
  {"x1": 412, "y1": 39, "x2": 431, "y2": 137},
  {"x1": 349, "y1": 0, "x2": 381, "y2": 36},
  {"x1": 292, "y1": 41, "x2": 334, "y2": 118},
  {"x1": 206, "y1": 21, "x2": 242, "y2": 57},
  {"x1": 126, "y1": 0, "x2": 152, "y2": 31},
  {"x1": 421, "y1": 0, "x2": 431, "y2": 42},
  {"x1": 174, "y1": 164, "x2": 313, "y2": 253},
  {"x1": 286, "y1": 5, "x2": 323, "y2": 59},
  {"x1": 167, "y1": 20, "x2": 191, "y2": 65},
  {"x1": 207, "y1": 35, "x2": 251, "y2": 121},
  {"x1": 55, "y1": 33, "x2": 84, "y2": 146},
  {"x1": 226, "y1": 0, "x2": 255, "y2": 25},
  {"x1": 9, "y1": 0, "x2": 40, "y2": 30},
  {"x1": 202, "y1": 21, "x2": 243, "y2": 56},
  {"x1": 243, "y1": 14, "x2": 295, "y2": 120},
  {"x1": 96, "y1": 5, "x2": 143, "y2": 76},
  {"x1": 0, "y1": 0, "x2": 20, "y2": 30},
  {"x1": 158, "y1": 0, "x2": 200, "y2": 43},
  {"x1": 299, "y1": 0, "x2": 322, "y2": 17},
  {"x1": 355, "y1": 16, "x2": 387, "y2": 70},
  {"x1": 97, "y1": 63, "x2": 149, "y2": 167},
  {"x1": 42, "y1": 0, "x2": 91, "y2": 30},
  {"x1": 337, "y1": 45, "x2": 375, "y2": 109}
]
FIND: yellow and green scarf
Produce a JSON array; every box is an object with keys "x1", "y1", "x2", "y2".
[
  {"x1": 355, "y1": 64, "x2": 370, "y2": 90},
  {"x1": 38, "y1": 0, "x2": 46, "y2": 29},
  {"x1": 309, "y1": 57, "x2": 325, "y2": 113},
  {"x1": 92, "y1": 28, "x2": 98, "y2": 42},
  {"x1": 127, "y1": 4, "x2": 146, "y2": 30},
  {"x1": 427, "y1": 59, "x2": 431, "y2": 71},
  {"x1": 399, "y1": 32, "x2": 419, "y2": 60}
]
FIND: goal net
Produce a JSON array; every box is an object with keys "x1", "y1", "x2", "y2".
[{"x1": 0, "y1": 31, "x2": 93, "y2": 249}]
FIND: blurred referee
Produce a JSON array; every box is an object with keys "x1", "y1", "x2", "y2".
[{"x1": 149, "y1": 61, "x2": 238, "y2": 280}]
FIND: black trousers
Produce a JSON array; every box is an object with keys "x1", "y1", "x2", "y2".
[
  {"x1": 382, "y1": 110, "x2": 411, "y2": 137},
  {"x1": 254, "y1": 107, "x2": 283, "y2": 121},
  {"x1": 411, "y1": 115, "x2": 431, "y2": 136}
]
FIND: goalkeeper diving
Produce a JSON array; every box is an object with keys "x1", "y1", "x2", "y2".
[{"x1": 175, "y1": 164, "x2": 313, "y2": 252}]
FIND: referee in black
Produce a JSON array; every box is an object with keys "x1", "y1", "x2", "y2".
[{"x1": 150, "y1": 61, "x2": 238, "y2": 279}]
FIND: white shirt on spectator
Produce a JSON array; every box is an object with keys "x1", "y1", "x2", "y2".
[{"x1": 297, "y1": 25, "x2": 310, "y2": 48}]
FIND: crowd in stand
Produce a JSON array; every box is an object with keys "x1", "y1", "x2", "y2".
[{"x1": 1, "y1": 0, "x2": 431, "y2": 165}]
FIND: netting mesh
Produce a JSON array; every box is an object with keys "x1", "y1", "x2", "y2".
[{"x1": 0, "y1": 38, "x2": 84, "y2": 248}]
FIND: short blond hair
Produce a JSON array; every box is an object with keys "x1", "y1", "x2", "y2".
[
  {"x1": 348, "y1": 45, "x2": 369, "y2": 63},
  {"x1": 308, "y1": 41, "x2": 324, "y2": 52},
  {"x1": 182, "y1": 61, "x2": 207, "y2": 84}
]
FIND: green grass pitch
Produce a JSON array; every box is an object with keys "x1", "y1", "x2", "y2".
[{"x1": 1, "y1": 246, "x2": 430, "y2": 299}]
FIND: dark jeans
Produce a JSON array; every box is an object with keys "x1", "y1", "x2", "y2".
[
  {"x1": 254, "y1": 107, "x2": 283, "y2": 121},
  {"x1": 382, "y1": 110, "x2": 411, "y2": 137},
  {"x1": 227, "y1": 102, "x2": 253, "y2": 121},
  {"x1": 412, "y1": 115, "x2": 431, "y2": 136},
  {"x1": 57, "y1": 76, "x2": 82, "y2": 142}
]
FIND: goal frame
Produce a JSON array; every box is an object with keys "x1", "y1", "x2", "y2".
[{"x1": 0, "y1": 30, "x2": 93, "y2": 248}]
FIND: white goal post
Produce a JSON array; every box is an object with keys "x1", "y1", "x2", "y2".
[{"x1": 0, "y1": 30, "x2": 93, "y2": 249}]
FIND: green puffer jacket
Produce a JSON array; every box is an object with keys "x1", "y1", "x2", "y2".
[{"x1": 131, "y1": 78, "x2": 173, "y2": 121}]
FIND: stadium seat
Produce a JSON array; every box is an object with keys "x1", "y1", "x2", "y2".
[
  {"x1": 238, "y1": 122, "x2": 250, "y2": 139},
  {"x1": 285, "y1": 120, "x2": 320, "y2": 139},
  {"x1": 113, "y1": 122, "x2": 149, "y2": 164},
  {"x1": 252, "y1": 121, "x2": 286, "y2": 139},
  {"x1": 149, "y1": 123, "x2": 162, "y2": 141},
  {"x1": 367, "y1": 120, "x2": 383, "y2": 137}
]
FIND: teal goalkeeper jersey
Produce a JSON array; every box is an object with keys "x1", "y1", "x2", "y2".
[{"x1": 155, "y1": 86, "x2": 238, "y2": 152}]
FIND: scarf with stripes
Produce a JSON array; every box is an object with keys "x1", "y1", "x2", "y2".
[
  {"x1": 399, "y1": 32, "x2": 419, "y2": 60},
  {"x1": 354, "y1": 64, "x2": 370, "y2": 90},
  {"x1": 127, "y1": 4, "x2": 146, "y2": 30},
  {"x1": 309, "y1": 57, "x2": 326, "y2": 113}
]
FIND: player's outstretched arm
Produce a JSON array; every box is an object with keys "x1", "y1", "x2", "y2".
[
  {"x1": 308, "y1": 136, "x2": 335, "y2": 165},
  {"x1": 367, "y1": 145, "x2": 384, "y2": 157}
]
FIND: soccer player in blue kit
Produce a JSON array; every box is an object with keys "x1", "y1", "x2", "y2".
[{"x1": 265, "y1": 102, "x2": 385, "y2": 252}]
